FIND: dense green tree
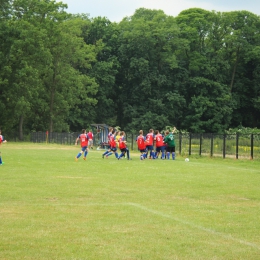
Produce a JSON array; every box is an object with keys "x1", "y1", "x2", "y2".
[
  {"x1": 221, "y1": 11, "x2": 260, "y2": 128},
  {"x1": 116, "y1": 8, "x2": 182, "y2": 132},
  {"x1": 42, "y1": 15, "x2": 98, "y2": 132},
  {"x1": 175, "y1": 8, "x2": 234, "y2": 132},
  {"x1": 1, "y1": 3, "x2": 260, "y2": 138},
  {"x1": 77, "y1": 16, "x2": 120, "y2": 129},
  {"x1": 0, "y1": 0, "x2": 98, "y2": 138}
]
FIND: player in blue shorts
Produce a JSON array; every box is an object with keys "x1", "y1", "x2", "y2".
[{"x1": 145, "y1": 129, "x2": 155, "y2": 159}]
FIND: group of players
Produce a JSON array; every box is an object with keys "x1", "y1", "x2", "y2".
[
  {"x1": 74, "y1": 129, "x2": 94, "y2": 161},
  {"x1": 136, "y1": 127, "x2": 177, "y2": 160},
  {"x1": 101, "y1": 127, "x2": 177, "y2": 161},
  {"x1": 102, "y1": 128, "x2": 130, "y2": 160},
  {"x1": 75, "y1": 126, "x2": 177, "y2": 161},
  {"x1": 75, "y1": 127, "x2": 176, "y2": 161}
]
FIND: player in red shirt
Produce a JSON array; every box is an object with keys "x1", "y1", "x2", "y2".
[
  {"x1": 75, "y1": 129, "x2": 89, "y2": 161},
  {"x1": 155, "y1": 130, "x2": 165, "y2": 159},
  {"x1": 0, "y1": 130, "x2": 7, "y2": 165},
  {"x1": 136, "y1": 130, "x2": 147, "y2": 160},
  {"x1": 101, "y1": 127, "x2": 113, "y2": 156},
  {"x1": 146, "y1": 129, "x2": 155, "y2": 159},
  {"x1": 0, "y1": 130, "x2": 7, "y2": 146},
  {"x1": 87, "y1": 130, "x2": 94, "y2": 149},
  {"x1": 118, "y1": 131, "x2": 130, "y2": 160},
  {"x1": 102, "y1": 129, "x2": 118, "y2": 159}
]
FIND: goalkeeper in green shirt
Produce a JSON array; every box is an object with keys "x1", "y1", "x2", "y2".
[{"x1": 163, "y1": 127, "x2": 176, "y2": 160}]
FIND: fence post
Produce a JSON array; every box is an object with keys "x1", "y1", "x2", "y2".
[
  {"x1": 189, "y1": 133, "x2": 192, "y2": 156},
  {"x1": 210, "y1": 133, "x2": 214, "y2": 157},
  {"x1": 223, "y1": 134, "x2": 226, "y2": 159},
  {"x1": 131, "y1": 133, "x2": 134, "y2": 151},
  {"x1": 199, "y1": 134, "x2": 202, "y2": 156},
  {"x1": 179, "y1": 133, "x2": 182, "y2": 155},
  {"x1": 250, "y1": 134, "x2": 254, "y2": 160},
  {"x1": 236, "y1": 133, "x2": 239, "y2": 159}
]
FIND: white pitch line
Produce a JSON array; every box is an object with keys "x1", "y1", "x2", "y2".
[
  {"x1": 10, "y1": 201, "x2": 259, "y2": 250},
  {"x1": 126, "y1": 202, "x2": 260, "y2": 251}
]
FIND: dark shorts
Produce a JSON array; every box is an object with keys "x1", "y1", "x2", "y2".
[
  {"x1": 120, "y1": 148, "x2": 128, "y2": 152},
  {"x1": 166, "y1": 146, "x2": 175, "y2": 153},
  {"x1": 146, "y1": 145, "x2": 154, "y2": 151},
  {"x1": 156, "y1": 146, "x2": 165, "y2": 153},
  {"x1": 140, "y1": 149, "x2": 146, "y2": 153},
  {"x1": 111, "y1": 147, "x2": 117, "y2": 152},
  {"x1": 81, "y1": 146, "x2": 88, "y2": 152}
]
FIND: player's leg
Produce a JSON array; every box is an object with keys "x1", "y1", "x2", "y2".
[
  {"x1": 161, "y1": 147, "x2": 165, "y2": 160},
  {"x1": 126, "y1": 148, "x2": 130, "y2": 159},
  {"x1": 102, "y1": 148, "x2": 111, "y2": 158},
  {"x1": 83, "y1": 147, "x2": 88, "y2": 160},
  {"x1": 140, "y1": 150, "x2": 144, "y2": 160},
  {"x1": 172, "y1": 146, "x2": 175, "y2": 160},
  {"x1": 143, "y1": 148, "x2": 148, "y2": 158},
  {"x1": 106, "y1": 152, "x2": 113, "y2": 157},
  {"x1": 75, "y1": 147, "x2": 84, "y2": 161},
  {"x1": 151, "y1": 148, "x2": 155, "y2": 159},
  {"x1": 146, "y1": 147, "x2": 149, "y2": 158},
  {"x1": 0, "y1": 152, "x2": 3, "y2": 165},
  {"x1": 114, "y1": 148, "x2": 118, "y2": 159},
  {"x1": 118, "y1": 149, "x2": 125, "y2": 160},
  {"x1": 166, "y1": 147, "x2": 170, "y2": 159}
]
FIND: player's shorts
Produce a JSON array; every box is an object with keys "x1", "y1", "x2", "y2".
[
  {"x1": 111, "y1": 147, "x2": 117, "y2": 152},
  {"x1": 120, "y1": 148, "x2": 128, "y2": 153},
  {"x1": 88, "y1": 139, "x2": 93, "y2": 146},
  {"x1": 156, "y1": 146, "x2": 165, "y2": 153},
  {"x1": 140, "y1": 149, "x2": 146, "y2": 153},
  {"x1": 166, "y1": 146, "x2": 175, "y2": 153},
  {"x1": 81, "y1": 146, "x2": 88, "y2": 152},
  {"x1": 146, "y1": 145, "x2": 154, "y2": 151}
]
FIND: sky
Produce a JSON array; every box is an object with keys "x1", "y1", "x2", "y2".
[{"x1": 61, "y1": 0, "x2": 260, "y2": 22}]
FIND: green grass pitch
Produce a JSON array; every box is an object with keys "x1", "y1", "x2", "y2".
[{"x1": 0, "y1": 143, "x2": 260, "y2": 259}]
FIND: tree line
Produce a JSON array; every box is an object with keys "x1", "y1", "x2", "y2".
[{"x1": 0, "y1": 0, "x2": 260, "y2": 139}]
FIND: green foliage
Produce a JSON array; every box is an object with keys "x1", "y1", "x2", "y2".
[
  {"x1": 225, "y1": 126, "x2": 260, "y2": 134},
  {"x1": 1, "y1": 4, "x2": 260, "y2": 135}
]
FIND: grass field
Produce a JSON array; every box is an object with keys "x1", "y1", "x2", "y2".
[{"x1": 0, "y1": 143, "x2": 260, "y2": 260}]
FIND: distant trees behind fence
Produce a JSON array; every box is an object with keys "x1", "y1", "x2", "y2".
[
  {"x1": 30, "y1": 132, "x2": 260, "y2": 160},
  {"x1": 1, "y1": 4, "x2": 260, "y2": 140}
]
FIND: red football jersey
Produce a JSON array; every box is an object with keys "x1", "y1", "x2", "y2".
[
  {"x1": 88, "y1": 132, "x2": 93, "y2": 139},
  {"x1": 146, "y1": 133, "x2": 154, "y2": 146},
  {"x1": 155, "y1": 134, "x2": 164, "y2": 147},
  {"x1": 79, "y1": 134, "x2": 89, "y2": 147},
  {"x1": 119, "y1": 137, "x2": 126, "y2": 149},
  {"x1": 109, "y1": 135, "x2": 117, "y2": 148},
  {"x1": 137, "y1": 135, "x2": 146, "y2": 150}
]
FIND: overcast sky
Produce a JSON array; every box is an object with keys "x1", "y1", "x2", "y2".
[{"x1": 61, "y1": 0, "x2": 260, "y2": 22}]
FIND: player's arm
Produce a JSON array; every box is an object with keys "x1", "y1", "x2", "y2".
[
  {"x1": 75, "y1": 137, "x2": 79, "y2": 145},
  {"x1": 172, "y1": 126, "x2": 177, "y2": 133}
]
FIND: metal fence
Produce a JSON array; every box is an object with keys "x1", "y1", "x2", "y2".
[
  {"x1": 175, "y1": 133, "x2": 260, "y2": 160},
  {"x1": 126, "y1": 133, "x2": 260, "y2": 160},
  {"x1": 30, "y1": 132, "x2": 79, "y2": 145},
  {"x1": 29, "y1": 132, "x2": 260, "y2": 160}
]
